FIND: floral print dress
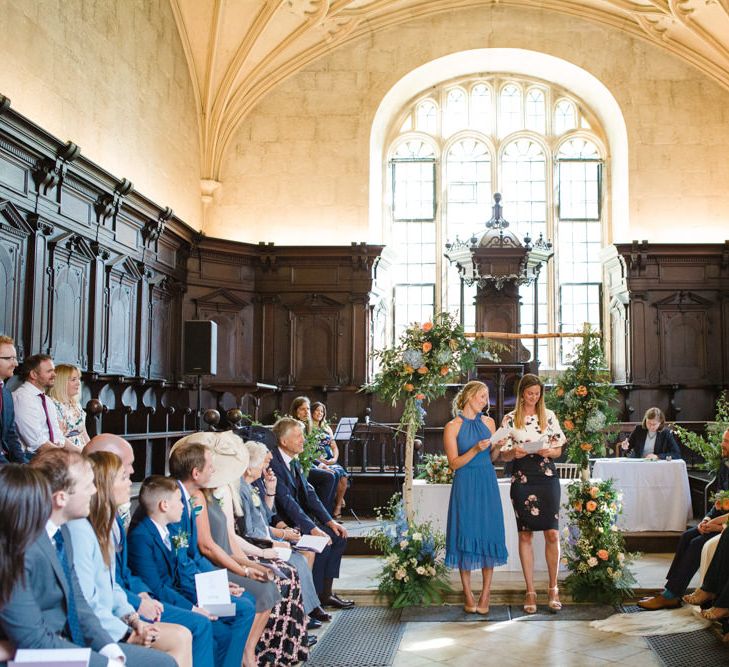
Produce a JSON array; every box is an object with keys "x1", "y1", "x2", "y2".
[{"x1": 504, "y1": 409, "x2": 566, "y2": 532}]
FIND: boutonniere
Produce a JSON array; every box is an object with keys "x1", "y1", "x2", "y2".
[
  {"x1": 171, "y1": 531, "x2": 189, "y2": 550},
  {"x1": 189, "y1": 496, "x2": 203, "y2": 518},
  {"x1": 212, "y1": 488, "x2": 226, "y2": 509},
  {"x1": 251, "y1": 487, "x2": 261, "y2": 508}
]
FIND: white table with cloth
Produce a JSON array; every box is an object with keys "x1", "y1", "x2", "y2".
[
  {"x1": 591, "y1": 458, "x2": 692, "y2": 532},
  {"x1": 412, "y1": 478, "x2": 570, "y2": 571}
]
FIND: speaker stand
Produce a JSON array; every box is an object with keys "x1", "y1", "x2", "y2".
[{"x1": 196, "y1": 374, "x2": 203, "y2": 431}]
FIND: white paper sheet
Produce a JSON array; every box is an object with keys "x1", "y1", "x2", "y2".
[
  {"x1": 489, "y1": 426, "x2": 513, "y2": 445},
  {"x1": 10, "y1": 648, "x2": 90, "y2": 667},
  {"x1": 295, "y1": 534, "x2": 329, "y2": 553},
  {"x1": 195, "y1": 568, "x2": 236, "y2": 617},
  {"x1": 521, "y1": 434, "x2": 550, "y2": 454},
  {"x1": 273, "y1": 546, "x2": 292, "y2": 561}
]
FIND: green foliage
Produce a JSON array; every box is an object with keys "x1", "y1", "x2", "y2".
[
  {"x1": 364, "y1": 311, "x2": 502, "y2": 428},
  {"x1": 299, "y1": 427, "x2": 328, "y2": 476},
  {"x1": 545, "y1": 326, "x2": 618, "y2": 467},
  {"x1": 365, "y1": 494, "x2": 452, "y2": 608},
  {"x1": 561, "y1": 479, "x2": 638, "y2": 605},
  {"x1": 416, "y1": 454, "x2": 454, "y2": 485},
  {"x1": 673, "y1": 392, "x2": 729, "y2": 475}
]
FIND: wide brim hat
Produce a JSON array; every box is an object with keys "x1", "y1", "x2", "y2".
[{"x1": 170, "y1": 431, "x2": 249, "y2": 488}]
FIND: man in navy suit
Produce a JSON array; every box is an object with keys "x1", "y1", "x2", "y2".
[
  {"x1": 127, "y1": 475, "x2": 255, "y2": 667},
  {"x1": 0, "y1": 335, "x2": 24, "y2": 463},
  {"x1": 85, "y1": 433, "x2": 215, "y2": 666},
  {"x1": 639, "y1": 428, "x2": 729, "y2": 610},
  {"x1": 0, "y1": 448, "x2": 174, "y2": 667},
  {"x1": 269, "y1": 417, "x2": 353, "y2": 608}
]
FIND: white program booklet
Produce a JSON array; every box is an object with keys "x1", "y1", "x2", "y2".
[
  {"x1": 195, "y1": 568, "x2": 236, "y2": 617},
  {"x1": 294, "y1": 534, "x2": 329, "y2": 553},
  {"x1": 521, "y1": 434, "x2": 550, "y2": 454},
  {"x1": 10, "y1": 648, "x2": 90, "y2": 667},
  {"x1": 273, "y1": 546, "x2": 292, "y2": 561},
  {"x1": 489, "y1": 426, "x2": 513, "y2": 445}
]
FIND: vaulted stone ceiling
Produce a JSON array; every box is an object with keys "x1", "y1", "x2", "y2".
[{"x1": 169, "y1": 0, "x2": 729, "y2": 189}]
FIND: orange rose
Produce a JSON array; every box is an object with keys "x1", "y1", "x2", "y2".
[
  {"x1": 597, "y1": 549, "x2": 609, "y2": 560},
  {"x1": 404, "y1": 383, "x2": 414, "y2": 392},
  {"x1": 440, "y1": 366, "x2": 449, "y2": 376},
  {"x1": 415, "y1": 393, "x2": 426, "y2": 400},
  {"x1": 417, "y1": 366, "x2": 428, "y2": 375},
  {"x1": 574, "y1": 502, "x2": 583, "y2": 512},
  {"x1": 564, "y1": 420, "x2": 574, "y2": 431},
  {"x1": 422, "y1": 341, "x2": 432, "y2": 353},
  {"x1": 580, "y1": 443, "x2": 592, "y2": 452},
  {"x1": 556, "y1": 387, "x2": 565, "y2": 397},
  {"x1": 422, "y1": 321, "x2": 433, "y2": 332},
  {"x1": 722, "y1": 498, "x2": 729, "y2": 511},
  {"x1": 576, "y1": 385, "x2": 588, "y2": 397},
  {"x1": 586, "y1": 500, "x2": 597, "y2": 512},
  {"x1": 589, "y1": 486, "x2": 600, "y2": 498},
  {"x1": 404, "y1": 364, "x2": 414, "y2": 374}
]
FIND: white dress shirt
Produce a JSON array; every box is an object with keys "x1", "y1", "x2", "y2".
[
  {"x1": 12, "y1": 381, "x2": 64, "y2": 452},
  {"x1": 151, "y1": 517, "x2": 173, "y2": 551},
  {"x1": 45, "y1": 520, "x2": 126, "y2": 665}
]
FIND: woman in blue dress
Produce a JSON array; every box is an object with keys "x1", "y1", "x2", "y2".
[{"x1": 445, "y1": 381, "x2": 508, "y2": 614}]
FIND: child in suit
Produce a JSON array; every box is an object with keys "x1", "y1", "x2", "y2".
[{"x1": 128, "y1": 476, "x2": 256, "y2": 667}]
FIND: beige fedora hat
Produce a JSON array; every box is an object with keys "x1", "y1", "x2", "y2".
[{"x1": 170, "y1": 431, "x2": 249, "y2": 488}]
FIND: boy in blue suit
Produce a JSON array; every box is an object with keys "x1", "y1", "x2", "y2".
[{"x1": 128, "y1": 475, "x2": 256, "y2": 667}]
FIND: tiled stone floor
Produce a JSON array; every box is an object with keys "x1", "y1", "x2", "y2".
[{"x1": 308, "y1": 552, "x2": 705, "y2": 666}]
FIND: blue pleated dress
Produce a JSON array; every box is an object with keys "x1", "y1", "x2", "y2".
[{"x1": 445, "y1": 413, "x2": 508, "y2": 570}]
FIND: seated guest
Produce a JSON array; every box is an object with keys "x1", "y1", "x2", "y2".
[
  {"x1": 290, "y1": 396, "x2": 337, "y2": 513},
  {"x1": 185, "y1": 432, "x2": 310, "y2": 665},
  {"x1": 0, "y1": 464, "x2": 53, "y2": 659},
  {"x1": 639, "y1": 427, "x2": 729, "y2": 610},
  {"x1": 239, "y1": 438, "x2": 327, "y2": 625},
  {"x1": 682, "y1": 521, "x2": 729, "y2": 620},
  {"x1": 311, "y1": 402, "x2": 349, "y2": 519},
  {"x1": 127, "y1": 475, "x2": 255, "y2": 667},
  {"x1": 168, "y1": 436, "x2": 281, "y2": 666},
  {"x1": 49, "y1": 364, "x2": 90, "y2": 450},
  {"x1": 84, "y1": 433, "x2": 215, "y2": 667},
  {"x1": 625, "y1": 407, "x2": 681, "y2": 459},
  {"x1": 0, "y1": 335, "x2": 24, "y2": 463},
  {"x1": 0, "y1": 448, "x2": 174, "y2": 667},
  {"x1": 12, "y1": 354, "x2": 69, "y2": 458},
  {"x1": 269, "y1": 416, "x2": 353, "y2": 609},
  {"x1": 66, "y1": 451, "x2": 193, "y2": 666}
]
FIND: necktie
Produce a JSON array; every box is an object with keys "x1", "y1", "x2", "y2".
[
  {"x1": 38, "y1": 393, "x2": 56, "y2": 442},
  {"x1": 53, "y1": 529, "x2": 84, "y2": 645}
]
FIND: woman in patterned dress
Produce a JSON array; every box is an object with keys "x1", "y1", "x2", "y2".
[
  {"x1": 48, "y1": 363, "x2": 89, "y2": 450},
  {"x1": 500, "y1": 374, "x2": 566, "y2": 613}
]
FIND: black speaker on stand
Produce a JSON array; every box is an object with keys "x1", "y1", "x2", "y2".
[{"x1": 183, "y1": 320, "x2": 218, "y2": 430}]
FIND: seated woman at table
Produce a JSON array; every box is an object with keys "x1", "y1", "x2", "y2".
[
  {"x1": 500, "y1": 374, "x2": 566, "y2": 614},
  {"x1": 625, "y1": 407, "x2": 681, "y2": 460}
]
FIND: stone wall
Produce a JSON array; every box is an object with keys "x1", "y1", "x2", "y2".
[
  {"x1": 211, "y1": 4, "x2": 729, "y2": 245},
  {"x1": 0, "y1": 0, "x2": 203, "y2": 228}
]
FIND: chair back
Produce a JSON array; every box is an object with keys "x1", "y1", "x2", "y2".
[{"x1": 554, "y1": 463, "x2": 581, "y2": 479}]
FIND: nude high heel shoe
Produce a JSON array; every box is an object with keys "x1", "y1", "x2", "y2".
[
  {"x1": 523, "y1": 591, "x2": 537, "y2": 614},
  {"x1": 548, "y1": 586, "x2": 562, "y2": 612}
]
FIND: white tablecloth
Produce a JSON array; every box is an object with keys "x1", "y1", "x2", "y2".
[
  {"x1": 412, "y1": 478, "x2": 569, "y2": 571},
  {"x1": 591, "y1": 458, "x2": 692, "y2": 532}
]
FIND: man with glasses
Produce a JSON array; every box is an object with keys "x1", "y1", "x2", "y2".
[{"x1": 0, "y1": 334, "x2": 24, "y2": 463}]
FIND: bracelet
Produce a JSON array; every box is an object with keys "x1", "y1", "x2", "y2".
[{"x1": 266, "y1": 493, "x2": 276, "y2": 497}]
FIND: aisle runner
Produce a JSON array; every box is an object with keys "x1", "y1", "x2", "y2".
[{"x1": 308, "y1": 606, "x2": 404, "y2": 667}]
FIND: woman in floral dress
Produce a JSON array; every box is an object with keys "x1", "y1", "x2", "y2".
[
  {"x1": 501, "y1": 373, "x2": 566, "y2": 613},
  {"x1": 49, "y1": 363, "x2": 90, "y2": 449}
]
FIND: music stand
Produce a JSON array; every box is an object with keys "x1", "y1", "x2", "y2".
[{"x1": 333, "y1": 417, "x2": 361, "y2": 524}]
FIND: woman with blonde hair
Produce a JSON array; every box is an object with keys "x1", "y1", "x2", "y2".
[
  {"x1": 65, "y1": 451, "x2": 193, "y2": 666},
  {"x1": 48, "y1": 363, "x2": 89, "y2": 449},
  {"x1": 444, "y1": 380, "x2": 508, "y2": 614},
  {"x1": 501, "y1": 373, "x2": 566, "y2": 613}
]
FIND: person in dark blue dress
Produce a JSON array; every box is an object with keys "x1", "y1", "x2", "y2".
[{"x1": 444, "y1": 381, "x2": 508, "y2": 614}]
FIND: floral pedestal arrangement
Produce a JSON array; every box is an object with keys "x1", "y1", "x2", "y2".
[
  {"x1": 561, "y1": 479, "x2": 637, "y2": 604},
  {"x1": 417, "y1": 453, "x2": 454, "y2": 485},
  {"x1": 366, "y1": 494, "x2": 451, "y2": 608}
]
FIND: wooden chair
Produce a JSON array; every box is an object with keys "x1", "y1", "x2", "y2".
[{"x1": 555, "y1": 463, "x2": 581, "y2": 479}]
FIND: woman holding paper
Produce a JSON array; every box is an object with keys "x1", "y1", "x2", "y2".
[
  {"x1": 500, "y1": 373, "x2": 566, "y2": 613},
  {"x1": 444, "y1": 381, "x2": 508, "y2": 614}
]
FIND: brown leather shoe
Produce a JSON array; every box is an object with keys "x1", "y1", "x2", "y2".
[{"x1": 637, "y1": 594, "x2": 681, "y2": 610}]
